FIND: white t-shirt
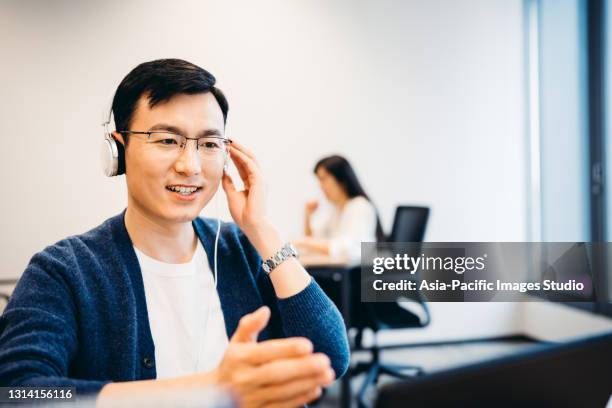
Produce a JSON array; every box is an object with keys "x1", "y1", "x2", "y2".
[
  {"x1": 311, "y1": 196, "x2": 378, "y2": 266},
  {"x1": 135, "y1": 241, "x2": 228, "y2": 379}
]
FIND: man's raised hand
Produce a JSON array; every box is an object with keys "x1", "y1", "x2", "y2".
[{"x1": 213, "y1": 306, "x2": 335, "y2": 408}]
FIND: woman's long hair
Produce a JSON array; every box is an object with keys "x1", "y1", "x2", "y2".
[{"x1": 314, "y1": 155, "x2": 385, "y2": 242}]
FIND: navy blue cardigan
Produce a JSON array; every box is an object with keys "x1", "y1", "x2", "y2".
[{"x1": 0, "y1": 211, "x2": 350, "y2": 395}]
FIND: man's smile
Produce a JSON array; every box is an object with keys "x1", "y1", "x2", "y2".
[{"x1": 165, "y1": 184, "x2": 203, "y2": 198}]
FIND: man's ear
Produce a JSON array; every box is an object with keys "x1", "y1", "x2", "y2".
[{"x1": 112, "y1": 131, "x2": 126, "y2": 146}]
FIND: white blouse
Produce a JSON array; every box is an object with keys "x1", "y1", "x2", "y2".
[{"x1": 311, "y1": 196, "x2": 378, "y2": 266}]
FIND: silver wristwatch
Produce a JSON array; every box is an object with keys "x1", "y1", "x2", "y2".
[{"x1": 262, "y1": 243, "x2": 298, "y2": 275}]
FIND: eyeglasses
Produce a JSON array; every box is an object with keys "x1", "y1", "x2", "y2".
[{"x1": 118, "y1": 131, "x2": 232, "y2": 161}]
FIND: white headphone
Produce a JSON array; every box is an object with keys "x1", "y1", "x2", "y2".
[{"x1": 101, "y1": 108, "x2": 125, "y2": 177}]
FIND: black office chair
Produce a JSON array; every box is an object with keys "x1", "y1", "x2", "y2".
[
  {"x1": 350, "y1": 206, "x2": 431, "y2": 408},
  {"x1": 388, "y1": 206, "x2": 429, "y2": 243}
]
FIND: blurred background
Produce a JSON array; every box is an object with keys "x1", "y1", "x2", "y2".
[
  {"x1": 0, "y1": 0, "x2": 529, "y2": 272},
  {"x1": 0, "y1": 0, "x2": 611, "y2": 406}
]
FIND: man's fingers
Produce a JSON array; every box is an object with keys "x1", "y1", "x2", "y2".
[
  {"x1": 233, "y1": 337, "x2": 314, "y2": 365},
  {"x1": 229, "y1": 148, "x2": 250, "y2": 187},
  {"x1": 229, "y1": 146, "x2": 266, "y2": 199},
  {"x1": 230, "y1": 306, "x2": 271, "y2": 344},
  {"x1": 221, "y1": 173, "x2": 237, "y2": 194},
  {"x1": 249, "y1": 373, "x2": 331, "y2": 406},
  {"x1": 266, "y1": 387, "x2": 323, "y2": 408},
  {"x1": 229, "y1": 145, "x2": 260, "y2": 185},
  {"x1": 251, "y1": 353, "x2": 333, "y2": 386},
  {"x1": 230, "y1": 140, "x2": 259, "y2": 164}
]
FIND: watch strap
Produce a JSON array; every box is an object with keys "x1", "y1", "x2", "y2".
[{"x1": 262, "y1": 243, "x2": 298, "y2": 275}]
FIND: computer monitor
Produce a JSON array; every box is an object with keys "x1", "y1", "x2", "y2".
[{"x1": 375, "y1": 332, "x2": 612, "y2": 408}]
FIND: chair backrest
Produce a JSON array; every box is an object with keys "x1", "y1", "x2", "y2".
[
  {"x1": 388, "y1": 206, "x2": 430, "y2": 242},
  {"x1": 350, "y1": 206, "x2": 432, "y2": 334}
]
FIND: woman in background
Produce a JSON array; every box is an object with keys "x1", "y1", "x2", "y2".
[{"x1": 294, "y1": 155, "x2": 384, "y2": 266}]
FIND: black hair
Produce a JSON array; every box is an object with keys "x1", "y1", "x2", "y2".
[
  {"x1": 111, "y1": 58, "x2": 228, "y2": 134},
  {"x1": 314, "y1": 155, "x2": 386, "y2": 242}
]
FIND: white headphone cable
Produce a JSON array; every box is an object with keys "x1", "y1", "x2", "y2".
[
  {"x1": 194, "y1": 182, "x2": 223, "y2": 372},
  {"x1": 213, "y1": 185, "x2": 221, "y2": 289}
]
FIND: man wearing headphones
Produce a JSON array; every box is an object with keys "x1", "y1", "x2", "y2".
[{"x1": 0, "y1": 59, "x2": 349, "y2": 407}]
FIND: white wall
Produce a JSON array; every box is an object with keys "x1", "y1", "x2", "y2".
[
  {"x1": 518, "y1": 301, "x2": 612, "y2": 341},
  {"x1": 0, "y1": 0, "x2": 527, "y2": 279}
]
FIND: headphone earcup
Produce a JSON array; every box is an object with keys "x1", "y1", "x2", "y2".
[{"x1": 101, "y1": 134, "x2": 126, "y2": 177}]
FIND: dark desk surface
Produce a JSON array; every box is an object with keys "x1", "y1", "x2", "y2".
[{"x1": 305, "y1": 263, "x2": 354, "y2": 408}]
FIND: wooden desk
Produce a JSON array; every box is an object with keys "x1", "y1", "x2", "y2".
[
  {"x1": 299, "y1": 254, "x2": 349, "y2": 268},
  {"x1": 0, "y1": 279, "x2": 18, "y2": 285}
]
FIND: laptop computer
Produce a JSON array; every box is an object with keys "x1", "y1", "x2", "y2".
[{"x1": 375, "y1": 332, "x2": 612, "y2": 408}]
